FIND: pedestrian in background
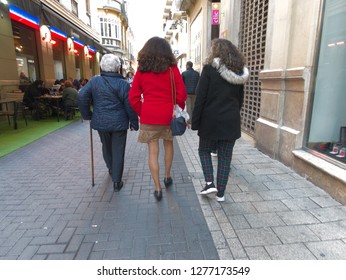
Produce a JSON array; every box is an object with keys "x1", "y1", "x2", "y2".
[
  {"x1": 78, "y1": 54, "x2": 139, "y2": 192},
  {"x1": 129, "y1": 36, "x2": 187, "y2": 201},
  {"x1": 126, "y1": 72, "x2": 134, "y2": 86},
  {"x1": 191, "y1": 38, "x2": 249, "y2": 202},
  {"x1": 182, "y1": 61, "x2": 199, "y2": 122}
]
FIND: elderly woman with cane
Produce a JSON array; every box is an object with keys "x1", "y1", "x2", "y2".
[{"x1": 78, "y1": 54, "x2": 138, "y2": 191}]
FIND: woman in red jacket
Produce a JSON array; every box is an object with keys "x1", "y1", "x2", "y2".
[{"x1": 129, "y1": 37, "x2": 187, "y2": 201}]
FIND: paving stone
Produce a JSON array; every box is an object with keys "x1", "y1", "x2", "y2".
[
  {"x1": 65, "y1": 234, "x2": 84, "y2": 252},
  {"x1": 309, "y1": 207, "x2": 346, "y2": 222},
  {"x1": 228, "y1": 215, "x2": 251, "y2": 230},
  {"x1": 230, "y1": 192, "x2": 263, "y2": 202},
  {"x1": 281, "y1": 197, "x2": 321, "y2": 210},
  {"x1": 226, "y1": 238, "x2": 247, "y2": 259},
  {"x1": 17, "y1": 245, "x2": 39, "y2": 260},
  {"x1": 244, "y1": 212, "x2": 285, "y2": 228},
  {"x1": 236, "y1": 228, "x2": 282, "y2": 247},
  {"x1": 277, "y1": 210, "x2": 320, "y2": 225},
  {"x1": 245, "y1": 246, "x2": 271, "y2": 260},
  {"x1": 37, "y1": 244, "x2": 66, "y2": 254},
  {"x1": 307, "y1": 221, "x2": 346, "y2": 240},
  {"x1": 265, "y1": 243, "x2": 317, "y2": 260},
  {"x1": 252, "y1": 200, "x2": 290, "y2": 213},
  {"x1": 272, "y1": 225, "x2": 320, "y2": 243},
  {"x1": 310, "y1": 196, "x2": 342, "y2": 207},
  {"x1": 306, "y1": 240, "x2": 346, "y2": 260}
]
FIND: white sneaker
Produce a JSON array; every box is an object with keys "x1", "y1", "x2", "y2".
[
  {"x1": 200, "y1": 183, "x2": 217, "y2": 195},
  {"x1": 216, "y1": 190, "x2": 225, "y2": 202},
  {"x1": 211, "y1": 152, "x2": 217, "y2": 157}
]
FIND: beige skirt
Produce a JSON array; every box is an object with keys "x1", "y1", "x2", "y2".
[{"x1": 138, "y1": 124, "x2": 173, "y2": 143}]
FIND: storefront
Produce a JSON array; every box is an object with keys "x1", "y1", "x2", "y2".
[
  {"x1": 307, "y1": 0, "x2": 346, "y2": 166},
  {"x1": 4, "y1": 2, "x2": 105, "y2": 89},
  {"x1": 9, "y1": 4, "x2": 40, "y2": 91},
  {"x1": 50, "y1": 26, "x2": 68, "y2": 81}
]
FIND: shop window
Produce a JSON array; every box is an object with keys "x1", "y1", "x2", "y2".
[
  {"x1": 191, "y1": 11, "x2": 202, "y2": 71},
  {"x1": 71, "y1": 0, "x2": 78, "y2": 17},
  {"x1": 100, "y1": 16, "x2": 120, "y2": 48},
  {"x1": 53, "y1": 39, "x2": 66, "y2": 80},
  {"x1": 307, "y1": 0, "x2": 346, "y2": 166},
  {"x1": 12, "y1": 21, "x2": 39, "y2": 92}
]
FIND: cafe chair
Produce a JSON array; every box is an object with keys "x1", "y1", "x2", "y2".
[{"x1": 0, "y1": 91, "x2": 28, "y2": 127}]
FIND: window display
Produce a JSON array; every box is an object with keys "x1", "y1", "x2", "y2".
[{"x1": 307, "y1": 0, "x2": 346, "y2": 166}]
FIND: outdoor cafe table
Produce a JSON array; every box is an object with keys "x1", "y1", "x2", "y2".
[
  {"x1": 38, "y1": 95, "x2": 63, "y2": 122},
  {"x1": 0, "y1": 97, "x2": 22, "y2": 129}
]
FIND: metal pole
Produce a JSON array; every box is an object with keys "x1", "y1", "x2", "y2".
[{"x1": 90, "y1": 122, "x2": 95, "y2": 187}]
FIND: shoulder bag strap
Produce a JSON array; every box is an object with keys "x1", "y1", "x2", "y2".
[
  {"x1": 169, "y1": 67, "x2": 176, "y2": 105},
  {"x1": 101, "y1": 76, "x2": 124, "y2": 103}
]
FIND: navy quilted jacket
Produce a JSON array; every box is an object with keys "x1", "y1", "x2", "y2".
[{"x1": 77, "y1": 72, "x2": 139, "y2": 132}]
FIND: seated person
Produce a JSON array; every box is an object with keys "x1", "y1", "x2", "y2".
[
  {"x1": 22, "y1": 79, "x2": 47, "y2": 119},
  {"x1": 23, "y1": 79, "x2": 44, "y2": 109},
  {"x1": 62, "y1": 80, "x2": 78, "y2": 119}
]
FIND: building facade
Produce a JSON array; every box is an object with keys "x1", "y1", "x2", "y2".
[
  {"x1": 174, "y1": 0, "x2": 346, "y2": 203},
  {"x1": 0, "y1": 0, "x2": 135, "y2": 95},
  {"x1": 163, "y1": 0, "x2": 188, "y2": 72},
  {"x1": 96, "y1": 0, "x2": 135, "y2": 75}
]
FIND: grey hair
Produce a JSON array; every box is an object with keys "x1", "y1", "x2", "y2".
[{"x1": 100, "y1": 54, "x2": 121, "y2": 72}]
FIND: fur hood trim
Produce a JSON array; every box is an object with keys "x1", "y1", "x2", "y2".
[{"x1": 211, "y1": 57, "x2": 249, "y2": 85}]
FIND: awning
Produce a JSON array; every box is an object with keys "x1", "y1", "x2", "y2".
[{"x1": 9, "y1": 0, "x2": 110, "y2": 54}]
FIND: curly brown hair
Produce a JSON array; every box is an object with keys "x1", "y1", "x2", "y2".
[
  {"x1": 137, "y1": 37, "x2": 177, "y2": 73},
  {"x1": 205, "y1": 39, "x2": 246, "y2": 73}
]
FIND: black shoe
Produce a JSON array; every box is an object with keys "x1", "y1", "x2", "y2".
[
  {"x1": 163, "y1": 177, "x2": 173, "y2": 188},
  {"x1": 154, "y1": 190, "x2": 162, "y2": 201},
  {"x1": 113, "y1": 181, "x2": 123, "y2": 192},
  {"x1": 199, "y1": 182, "x2": 217, "y2": 195}
]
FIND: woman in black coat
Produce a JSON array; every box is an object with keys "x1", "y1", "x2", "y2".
[{"x1": 191, "y1": 39, "x2": 249, "y2": 202}]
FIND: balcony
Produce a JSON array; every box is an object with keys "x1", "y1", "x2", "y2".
[{"x1": 98, "y1": 0, "x2": 122, "y2": 13}]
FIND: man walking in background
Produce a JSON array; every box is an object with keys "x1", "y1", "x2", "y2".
[{"x1": 182, "y1": 61, "x2": 200, "y2": 122}]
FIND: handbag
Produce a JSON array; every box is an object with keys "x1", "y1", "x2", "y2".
[{"x1": 169, "y1": 68, "x2": 187, "y2": 136}]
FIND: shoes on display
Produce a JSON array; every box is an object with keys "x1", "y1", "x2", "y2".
[
  {"x1": 200, "y1": 182, "x2": 217, "y2": 195},
  {"x1": 336, "y1": 147, "x2": 346, "y2": 158},
  {"x1": 329, "y1": 143, "x2": 342, "y2": 155}
]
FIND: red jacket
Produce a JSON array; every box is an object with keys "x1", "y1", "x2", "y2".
[{"x1": 129, "y1": 66, "x2": 187, "y2": 125}]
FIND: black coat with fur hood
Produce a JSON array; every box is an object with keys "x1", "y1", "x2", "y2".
[{"x1": 191, "y1": 58, "x2": 249, "y2": 141}]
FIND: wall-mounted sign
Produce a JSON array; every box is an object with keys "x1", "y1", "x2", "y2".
[
  {"x1": 9, "y1": 4, "x2": 40, "y2": 29},
  {"x1": 40, "y1": 25, "x2": 51, "y2": 42},
  {"x1": 212, "y1": 3, "x2": 220, "y2": 25},
  {"x1": 50, "y1": 26, "x2": 67, "y2": 41}
]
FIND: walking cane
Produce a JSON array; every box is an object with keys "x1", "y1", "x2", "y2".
[{"x1": 89, "y1": 122, "x2": 95, "y2": 187}]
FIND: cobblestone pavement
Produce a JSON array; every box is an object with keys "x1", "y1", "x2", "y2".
[{"x1": 1, "y1": 120, "x2": 346, "y2": 260}]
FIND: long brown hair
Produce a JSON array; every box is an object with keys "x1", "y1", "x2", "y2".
[
  {"x1": 205, "y1": 39, "x2": 246, "y2": 73},
  {"x1": 137, "y1": 37, "x2": 177, "y2": 73}
]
